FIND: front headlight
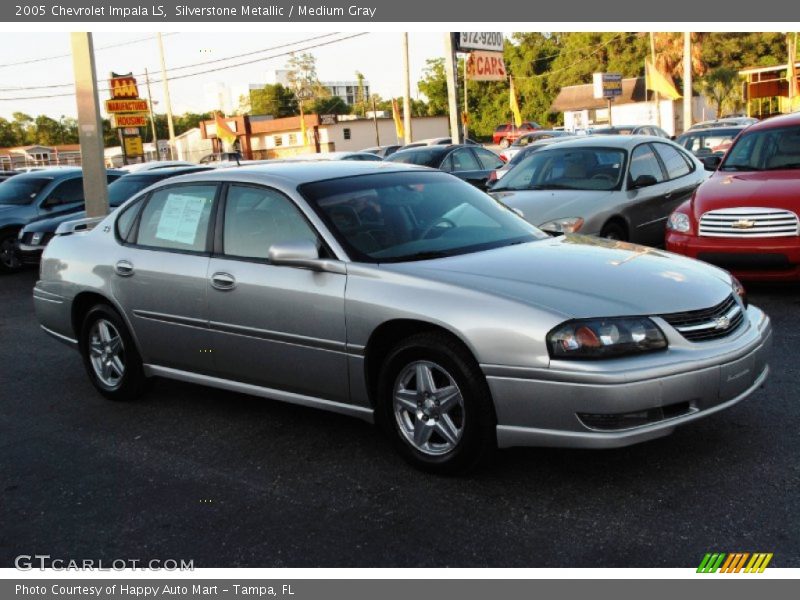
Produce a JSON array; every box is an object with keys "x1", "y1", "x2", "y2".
[
  {"x1": 667, "y1": 212, "x2": 691, "y2": 233},
  {"x1": 547, "y1": 317, "x2": 667, "y2": 360},
  {"x1": 30, "y1": 232, "x2": 44, "y2": 246},
  {"x1": 539, "y1": 217, "x2": 584, "y2": 234}
]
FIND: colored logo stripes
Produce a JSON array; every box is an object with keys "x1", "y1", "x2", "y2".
[{"x1": 697, "y1": 552, "x2": 773, "y2": 573}]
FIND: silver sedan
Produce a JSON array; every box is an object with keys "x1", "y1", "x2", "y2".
[
  {"x1": 33, "y1": 162, "x2": 771, "y2": 472},
  {"x1": 491, "y1": 135, "x2": 709, "y2": 246}
]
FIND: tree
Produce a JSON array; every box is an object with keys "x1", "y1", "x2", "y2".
[
  {"x1": 249, "y1": 84, "x2": 297, "y2": 117},
  {"x1": 309, "y1": 96, "x2": 350, "y2": 115},
  {"x1": 417, "y1": 58, "x2": 450, "y2": 116},
  {"x1": 285, "y1": 52, "x2": 330, "y2": 110},
  {"x1": 700, "y1": 67, "x2": 742, "y2": 117}
]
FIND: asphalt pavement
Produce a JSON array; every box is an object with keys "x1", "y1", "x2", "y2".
[{"x1": 1, "y1": 268, "x2": 798, "y2": 567}]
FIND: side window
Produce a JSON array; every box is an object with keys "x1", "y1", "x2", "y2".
[
  {"x1": 46, "y1": 178, "x2": 84, "y2": 206},
  {"x1": 223, "y1": 185, "x2": 318, "y2": 261},
  {"x1": 447, "y1": 148, "x2": 481, "y2": 171},
  {"x1": 472, "y1": 147, "x2": 504, "y2": 170},
  {"x1": 654, "y1": 143, "x2": 692, "y2": 180},
  {"x1": 136, "y1": 185, "x2": 216, "y2": 252},
  {"x1": 628, "y1": 144, "x2": 665, "y2": 184},
  {"x1": 115, "y1": 198, "x2": 144, "y2": 243},
  {"x1": 107, "y1": 173, "x2": 122, "y2": 184},
  {"x1": 440, "y1": 154, "x2": 454, "y2": 172}
]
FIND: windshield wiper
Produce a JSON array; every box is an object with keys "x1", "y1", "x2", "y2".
[
  {"x1": 391, "y1": 250, "x2": 455, "y2": 262},
  {"x1": 765, "y1": 162, "x2": 800, "y2": 170},
  {"x1": 720, "y1": 164, "x2": 757, "y2": 171},
  {"x1": 529, "y1": 183, "x2": 578, "y2": 190}
]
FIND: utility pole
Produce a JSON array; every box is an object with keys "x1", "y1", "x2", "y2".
[
  {"x1": 683, "y1": 32, "x2": 693, "y2": 133},
  {"x1": 463, "y1": 57, "x2": 469, "y2": 140},
  {"x1": 157, "y1": 33, "x2": 176, "y2": 159},
  {"x1": 70, "y1": 33, "x2": 108, "y2": 218},
  {"x1": 401, "y1": 33, "x2": 413, "y2": 144},
  {"x1": 444, "y1": 32, "x2": 461, "y2": 144},
  {"x1": 649, "y1": 32, "x2": 661, "y2": 128},
  {"x1": 371, "y1": 95, "x2": 381, "y2": 146},
  {"x1": 144, "y1": 68, "x2": 158, "y2": 158}
]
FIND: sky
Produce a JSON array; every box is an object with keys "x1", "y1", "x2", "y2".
[{"x1": 0, "y1": 31, "x2": 446, "y2": 120}]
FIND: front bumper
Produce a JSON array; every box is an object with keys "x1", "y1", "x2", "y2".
[
  {"x1": 666, "y1": 231, "x2": 800, "y2": 281},
  {"x1": 16, "y1": 241, "x2": 45, "y2": 264},
  {"x1": 487, "y1": 305, "x2": 772, "y2": 449}
]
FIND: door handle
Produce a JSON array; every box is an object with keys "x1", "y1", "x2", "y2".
[
  {"x1": 114, "y1": 260, "x2": 134, "y2": 277},
  {"x1": 210, "y1": 272, "x2": 236, "y2": 291}
]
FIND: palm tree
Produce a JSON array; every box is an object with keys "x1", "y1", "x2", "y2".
[
  {"x1": 700, "y1": 67, "x2": 742, "y2": 117},
  {"x1": 652, "y1": 32, "x2": 706, "y2": 78}
]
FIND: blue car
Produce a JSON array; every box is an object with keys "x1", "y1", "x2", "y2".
[
  {"x1": 17, "y1": 165, "x2": 212, "y2": 264},
  {"x1": 0, "y1": 167, "x2": 124, "y2": 273}
]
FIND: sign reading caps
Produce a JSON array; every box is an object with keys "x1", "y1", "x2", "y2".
[
  {"x1": 466, "y1": 51, "x2": 507, "y2": 81},
  {"x1": 593, "y1": 72, "x2": 623, "y2": 99},
  {"x1": 457, "y1": 32, "x2": 504, "y2": 53}
]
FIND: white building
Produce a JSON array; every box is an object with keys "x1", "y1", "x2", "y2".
[{"x1": 551, "y1": 77, "x2": 716, "y2": 136}]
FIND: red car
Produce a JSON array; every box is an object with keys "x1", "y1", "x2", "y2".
[
  {"x1": 666, "y1": 112, "x2": 800, "y2": 281},
  {"x1": 492, "y1": 121, "x2": 541, "y2": 148}
]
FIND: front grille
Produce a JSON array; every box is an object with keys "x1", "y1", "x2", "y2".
[
  {"x1": 660, "y1": 294, "x2": 744, "y2": 342},
  {"x1": 578, "y1": 401, "x2": 694, "y2": 431},
  {"x1": 699, "y1": 207, "x2": 799, "y2": 238}
]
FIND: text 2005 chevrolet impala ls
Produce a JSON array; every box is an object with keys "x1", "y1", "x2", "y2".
[{"x1": 33, "y1": 162, "x2": 771, "y2": 472}]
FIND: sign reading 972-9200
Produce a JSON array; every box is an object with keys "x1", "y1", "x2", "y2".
[{"x1": 457, "y1": 32, "x2": 504, "y2": 53}]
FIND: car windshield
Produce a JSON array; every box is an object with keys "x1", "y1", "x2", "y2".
[
  {"x1": 299, "y1": 171, "x2": 545, "y2": 263},
  {"x1": 0, "y1": 177, "x2": 51, "y2": 205},
  {"x1": 678, "y1": 129, "x2": 741, "y2": 157},
  {"x1": 493, "y1": 147, "x2": 626, "y2": 191},
  {"x1": 721, "y1": 126, "x2": 800, "y2": 171},
  {"x1": 107, "y1": 175, "x2": 162, "y2": 206}
]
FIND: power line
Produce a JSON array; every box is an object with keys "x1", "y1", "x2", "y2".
[
  {"x1": 0, "y1": 32, "x2": 344, "y2": 92},
  {"x1": 0, "y1": 33, "x2": 179, "y2": 71},
  {"x1": 0, "y1": 33, "x2": 368, "y2": 102}
]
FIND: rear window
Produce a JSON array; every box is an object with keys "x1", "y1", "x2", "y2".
[{"x1": 386, "y1": 148, "x2": 445, "y2": 168}]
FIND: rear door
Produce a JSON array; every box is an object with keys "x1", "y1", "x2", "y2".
[
  {"x1": 110, "y1": 183, "x2": 218, "y2": 373},
  {"x1": 624, "y1": 143, "x2": 672, "y2": 246}
]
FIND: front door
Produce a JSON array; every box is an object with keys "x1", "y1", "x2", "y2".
[{"x1": 206, "y1": 184, "x2": 348, "y2": 403}]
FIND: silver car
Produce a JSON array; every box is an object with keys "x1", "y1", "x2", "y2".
[
  {"x1": 491, "y1": 135, "x2": 709, "y2": 246},
  {"x1": 33, "y1": 162, "x2": 771, "y2": 473}
]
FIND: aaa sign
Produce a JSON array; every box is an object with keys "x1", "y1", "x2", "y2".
[{"x1": 466, "y1": 51, "x2": 507, "y2": 81}]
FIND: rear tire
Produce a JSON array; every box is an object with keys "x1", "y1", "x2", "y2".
[
  {"x1": 79, "y1": 304, "x2": 148, "y2": 402},
  {"x1": 376, "y1": 332, "x2": 496, "y2": 474},
  {"x1": 499, "y1": 138, "x2": 511, "y2": 149},
  {"x1": 0, "y1": 230, "x2": 23, "y2": 274},
  {"x1": 600, "y1": 221, "x2": 627, "y2": 241}
]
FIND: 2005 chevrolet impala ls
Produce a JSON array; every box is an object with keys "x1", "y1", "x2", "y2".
[{"x1": 33, "y1": 162, "x2": 771, "y2": 472}]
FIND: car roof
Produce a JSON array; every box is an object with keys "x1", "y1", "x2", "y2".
[
  {"x1": 743, "y1": 111, "x2": 800, "y2": 132},
  {"x1": 122, "y1": 165, "x2": 213, "y2": 178},
  {"x1": 155, "y1": 160, "x2": 427, "y2": 187},
  {"x1": 10, "y1": 167, "x2": 123, "y2": 180},
  {"x1": 677, "y1": 125, "x2": 745, "y2": 136},
  {"x1": 528, "y1": 134, "x2": 670, "y2": 151}
]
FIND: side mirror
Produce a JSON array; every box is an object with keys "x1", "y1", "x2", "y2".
[
  {"x1": 701, "y1": 155, "x2": 722, "y2": 171},
  {"x1": 630, "y1": 174, "x2": 658, "y2": 189},
  {"x1": 267, "y1": 240, "x2": 345, "y2": 274}
]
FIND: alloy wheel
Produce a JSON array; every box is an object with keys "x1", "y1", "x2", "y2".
[
  {"x1": 88, "y1": 318, "x2": 126, "y2": 388},
  {"x1": 393, "y1": 360, "x2": 465, "y2": 456},
  {"x1": 0, "y1": 236, "x2": 21, "y2": 270}
]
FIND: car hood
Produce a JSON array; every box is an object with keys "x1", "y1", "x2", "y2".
[
  {"x1": 491, "y1": 189, "x2": 615, "y2": 227},
  {"x1": 693, "y1": 170, "x2": 800, "y2": 217},
  {"x1": 24, "y1": 210, "x2": 89, "y2": 233},
  {"x1": 381, "y1": 236, "x2": 733, "y2": 318}
]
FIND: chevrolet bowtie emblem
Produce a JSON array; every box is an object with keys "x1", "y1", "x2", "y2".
[
  {"x1": 714, "y1": 316, "x2": 731, "y2": 330},
  {"x1": 731, "y1": 219, "x2": 756, "y2": 229}
]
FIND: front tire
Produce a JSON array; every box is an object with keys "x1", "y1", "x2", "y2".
[
  {"x1": 376, "y1": 332, "x2": 496, "y2": 474},
  {"x1": 499, "y1": 138, "x2": 511, "y2": 149},
  {"x1": 0, "y1": 230, "x2": 23, "y2": 273},
  {"x1": 600, "y1": 221, "x2": 627, "y2": 241},
  {"x1": 79, "y1": 304, "x2": 148, "y2": 401}
]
